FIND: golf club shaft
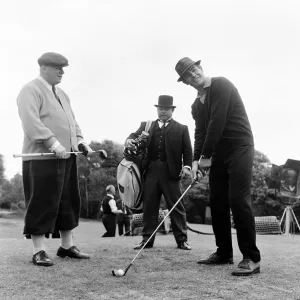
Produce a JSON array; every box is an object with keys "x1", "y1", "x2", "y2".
[
  {"x1": 13, "y1": 150, "x2": 100, "y2": 158},
  {"x1": 128, "y1": 178, "x2": 197, "y2": 266}
]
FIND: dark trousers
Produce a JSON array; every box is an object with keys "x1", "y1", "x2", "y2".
[
  {"x1": 117, "y1": 215, "x2": 131, "y2": 236},
  {"x1": 102, "y1": 214, "x2": 117, "y2": 237},
  {"x1": 209, "y1": 145, "x2": 261, "y2": 262},
  {"x1": 22, "y1": 156, "x2": 80, "y2": 235},
  {"x1": 142, "y1": 160, "x2": 187, "y2": 244}
]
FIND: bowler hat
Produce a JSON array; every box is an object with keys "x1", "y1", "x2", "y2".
[
  {"x1": 175, "y1": 57, "x2": 201, "y2": 82},
  {"x1": 154, "y1": 95, "x2": 176, "y2": 108},
  {"x1": 38, "y1": 52, "x2": 69, "y2": 67}
]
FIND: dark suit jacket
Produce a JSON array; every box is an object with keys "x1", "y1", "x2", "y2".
[{"x1": 127, "y1": 119, "x2": 192, "y2": 180}]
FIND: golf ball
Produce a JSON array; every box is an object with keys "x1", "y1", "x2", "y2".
[{"x1": 115, "y1": 269, "x2": 124, "y2": 276}]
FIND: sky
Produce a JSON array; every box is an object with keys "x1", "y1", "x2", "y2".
[{"x1": 0, "y1": 0, "x2": 299, "y2": 179}]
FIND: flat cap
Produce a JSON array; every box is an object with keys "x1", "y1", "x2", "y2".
[{"x1": 38, "y1": 52, "x2": 69, "y2": 67}]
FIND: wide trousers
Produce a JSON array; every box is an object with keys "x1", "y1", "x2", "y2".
[
  {"x1": 209, "y1": 145, "x2": 261, "y2": 262},
  {"x1": 22, "y1": 156, "x2": 80, "y2": 236},
  {"x1": 142, "y1": 160, "x2": 188, "y2": 244}
]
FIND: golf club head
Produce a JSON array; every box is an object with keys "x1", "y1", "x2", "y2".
[
  {"x1": 99, "y1": 149, "x2": 107, "y2": 160},
  {"x1": 112, "y1": 269, "x2": 125, "y2": 277}
]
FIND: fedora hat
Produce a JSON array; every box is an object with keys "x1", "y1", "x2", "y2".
[
  {"x1": 175, "y1": 57, "x2": 201, "y2": 82},
  {"x1": 154, "y1": 95, "x2": 176, "y2": 108}
]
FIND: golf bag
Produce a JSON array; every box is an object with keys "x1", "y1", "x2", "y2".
[
  {"x1": 117, "y1": 158, "x2": 143, "y2": 211},
  {"x1": 117, "y1": 120, "x2": 152, "y2": 212}
]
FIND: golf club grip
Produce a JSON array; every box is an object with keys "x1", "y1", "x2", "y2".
[{"x1": 129, "y1": 180, "x2": 196, "y2": 264}]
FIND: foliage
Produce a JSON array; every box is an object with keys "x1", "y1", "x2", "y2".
[
  {"x1": 0, "y1": 173, "x2": 24, "y2": 210},
  {"x1": 251, "y1": 149, "x2": 271, "y2": 206},
  {"x1": 0, "y1": 154, "x2": 5, "y2": 186},
  {"x1": 77, "y1": 139, "x2": 124, "y2": 219}
]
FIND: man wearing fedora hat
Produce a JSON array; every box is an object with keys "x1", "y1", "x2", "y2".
[
  {"x1": 17, "y1": 52, "x2": 93, "y2": 266},
  {"x1": 126, "y1": 95, "x2": 193, "y2": 250},
  {"x1": 175, "y1": 57, "x2": 261, "y2": 276}
]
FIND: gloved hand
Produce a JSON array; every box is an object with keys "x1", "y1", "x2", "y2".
[
  {"x1": 99, "y1": 149, "x2": 107, "y2": 160},
  {"x1": 78, "y1": 143, "x2": 93, "y2": 157},
  {"x1": 53, "y1": 144, "x2": 67, "y2": 159},
  {"x1": 125, "y1": 139, "x2": 137, "y2": 150}
]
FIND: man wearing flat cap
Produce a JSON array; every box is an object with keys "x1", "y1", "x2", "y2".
[
  {"x1": 175, "y1": 57, "x2": 261, "y2": 276},
  {"x1": 125, "y1": 95, "x2": 193, "y2": 250},
  {"x1": 17, "y1": 52, "x2": 93, "y2": 266}
]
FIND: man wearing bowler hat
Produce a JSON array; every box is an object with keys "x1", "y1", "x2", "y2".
[
  {"x1": 175, "y1": 57, "x2": 261, "y2": 276},
  {"x1": 126, "y1": 95, "x2": 193, "y2": 250},
  {"x1": 17, "y1": 52, "x2": 93, "y2": 266}
]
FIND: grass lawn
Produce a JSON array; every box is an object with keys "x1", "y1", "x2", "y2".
[{"x1": 0, "y1": 212, "x2": 300, "y2": 300}]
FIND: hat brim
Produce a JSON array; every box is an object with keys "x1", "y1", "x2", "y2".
[
  {"x1": 154, "y1": 105, "x2": 176, "y2": 108},
  {"x1": 177, "y1": 60, "x2": 201, "y2": 82}
]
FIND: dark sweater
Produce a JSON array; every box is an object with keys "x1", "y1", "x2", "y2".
[{"x1": 192, "y1": 77, "x2": 254, "y2": 160}]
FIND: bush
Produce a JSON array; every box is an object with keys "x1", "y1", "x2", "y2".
[
  {"x1": 18, "y1": 201, "x2": 26, "y2": 210},
  {"x1": 0, "y1": 201, "x2": 11, "y2": 210},
  {"x1": 10, "y1": 203, "x2": 19, "y2": 211}
]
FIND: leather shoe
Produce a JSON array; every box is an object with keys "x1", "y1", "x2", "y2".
[
  {"x1": 197, "y1": 252, "x2": 233, "y2": 264},
  {"x1": 133, "y1": 240, "x2": 153, "y2": 250},
  {"x1": 177, "y1": 241, "x2": 191, "y2": 250},
  {"x1": 56, "y1": 246, "x2": 90, "y2": 259},
  {"x1": 232, "y1": 259, "x2": 260, "y2": 276},
  {"x1": 32, "y1": 250, "x2": 53, "y2": 267}
]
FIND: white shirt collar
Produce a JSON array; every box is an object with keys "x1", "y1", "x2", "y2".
[
  {"x1": 107, "y1": 193, "x2": 114, "y2": 199},
  {"x1": 37, "y1": 76, "x2": 59, "y2": 93},
  {"x1": 158, "y1": 118, "x2": 172, "y2": 128}
]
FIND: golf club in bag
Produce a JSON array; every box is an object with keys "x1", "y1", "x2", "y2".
[{"x1": 112, "y1": 177, "x2": 198, "y2": 277}]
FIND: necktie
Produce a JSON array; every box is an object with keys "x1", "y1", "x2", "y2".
[
  {"x1": 158, "y1": 119, "x2": 169, "y2": 128},
  {"x1": 52, "y1": 86, "x2": 62, "y2": 106}
]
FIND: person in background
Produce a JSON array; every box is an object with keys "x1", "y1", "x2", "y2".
[
  {"x1": 175, "y1": 57, "x2": 261, "y2": 276},
  {"x1": 17, "y1": 52, "x2": 92, "y2": 267},
  {"x1": 101, "y1": 185, "x2": 123, "y2": 237},
  {"x1": 126, "y1": 95, "x2": 193, "y2": 250},
  {"x1": 116, "y1": 198, "x2": 132, "y2": 236}
]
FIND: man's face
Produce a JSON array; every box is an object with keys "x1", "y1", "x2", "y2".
[
  {"x1": 42, "y1": 65, "x2": 64, "y2": 86},
  {"x1": 157, "y1": 107, "x2": 173, "y2": 122},
  {"x1": 181, "y1": 65, "x2": 205, "y2": 89}
]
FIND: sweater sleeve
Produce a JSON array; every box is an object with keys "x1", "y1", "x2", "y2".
[
  {"x1": 182, "y1": 125, "x2": 193, "y2": 168},
  {"x1": 192, "y1": 102, "x2": 206, "y2": 161},
  {"x1": 201, "y1": 78, "x2": 232, "y2": 158},
  {"x1": 17, "y1": 85, "x2": 57, "y2": 147}
]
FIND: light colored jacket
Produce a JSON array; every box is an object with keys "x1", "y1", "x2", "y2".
[{"x1": 17, "y1": 78, "x2": 84, "y2": 160}]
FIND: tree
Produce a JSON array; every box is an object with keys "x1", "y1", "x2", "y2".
[
  {"x1": 0, "y1": 154, "x2": 5, "y2": 186},
  {"x1": 251, "y1": 149, "x2": 271, "y2": 206},
  {"x1": 77, "y1": 139, "x2": 124, "y2": 219},
  {"x1": 0, "y1": 173, "x2": 24, "y2": 210}
]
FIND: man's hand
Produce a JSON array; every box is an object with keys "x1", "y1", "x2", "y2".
[
  {"x1": 78, "y1": 143, "x2": 93, "y2": 157},
  {"x1": 53, "y1": 144, "x2": 67, "y2": 159},
  {"x1": 180, "y1": 167, "x2": 192, "y2": 180},
  {"x1": 125, "y1": 139, "x2": 137, "y2": 150}
]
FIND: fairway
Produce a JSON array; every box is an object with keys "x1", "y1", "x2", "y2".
[{"x1": 0, "y1": 215, "x2": 300, "y2": 300}]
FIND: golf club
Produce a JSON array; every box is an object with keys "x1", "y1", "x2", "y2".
[
  {"x1": 112, "y1": 177, "x2": 198, "y2": 278},
  {"x1": 13, "y1": 149, "x2": 107, "y2": 158}
]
